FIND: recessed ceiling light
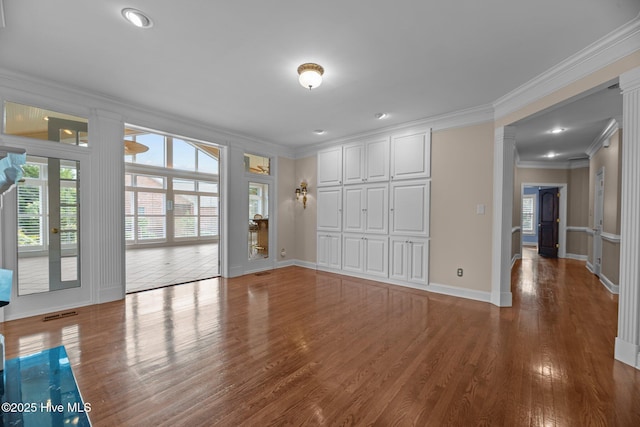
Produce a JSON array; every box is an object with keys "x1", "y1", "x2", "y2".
[
  {"x1": 374, "y1": 113, "x2": 388, "y2": 119},
  {"x1": 122, "y1": 8, "x2": 153, "y2": 28},
  {"x1": 545, "y1": 152, "x2": 557, "y2": 158},
  {"x1": 550, "y1": 128, "x2": 565, "y2": 134},
  {"x1": 313, "y1": 129, "x2": 325, "y2": 135}
]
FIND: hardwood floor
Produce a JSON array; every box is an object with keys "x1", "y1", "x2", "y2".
[{"x1": 2, "y1": 254, "x2": 640, "y2": 426}]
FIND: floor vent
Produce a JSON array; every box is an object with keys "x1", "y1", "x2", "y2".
[
  {"x1": 43, "y1": 310, "x2": 78, "y2": 322},
  {"x1": 255, "y1": 272, "x2": 271, "y2": 276}
]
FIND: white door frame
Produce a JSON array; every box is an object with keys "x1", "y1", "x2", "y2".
[
  {"x1": 592, "y1": 167, "x2": 604, "y2": 276},
  {"x1": 1, "y1": 144, "x2": 92, "y2": 321}
]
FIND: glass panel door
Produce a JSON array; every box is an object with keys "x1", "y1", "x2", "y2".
[
  {"x1": 17, "y1": 156, "x2": 80, "y2": 295},
  {"x1": 248, "y1": 182, "x2": 269, "y2": 260}
]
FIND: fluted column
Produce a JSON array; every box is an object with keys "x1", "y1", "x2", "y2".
[
  {"x1": 616, "y1": 66, "x2": 640, "y2": 369},
  {"x1": 90, "y1": 109, "x2": 126, "y2": 302},
  {"x1": 491, "y1": 126, "x2": 516, "y2": 307}
]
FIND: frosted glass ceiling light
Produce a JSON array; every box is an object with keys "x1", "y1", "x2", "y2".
[
  {"x1": 122, "y1": 8, "x2": 153, "y2": 28},
  {"x1": 297, "y1": 63, "x2": 324, "y2": 90}
]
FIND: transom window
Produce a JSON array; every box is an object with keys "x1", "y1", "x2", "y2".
[{"x1": 4, "y1": 101, "x2": 88, "y2": 147}]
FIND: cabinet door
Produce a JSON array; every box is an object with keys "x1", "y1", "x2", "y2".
[
  {"x1": 363, "y1": 236, "x2": 388, "y2": 278},
  {"x1": 364, "y1": 184, "x2": 388, "y2": 234},
  {"x1": 343, "y1": 186, "x2": 365, "y2": 233},
  {"x1": 389, "y1": 238, "x2": 408, "y2": 281},
  {"x1": 365, "y1": 137, "x2": 390, "y2": 182},
  {"x1": 390, "y1": 180, "x2": 430, "y2": 236},
  {"x1": 342, "y1": 234, "x2": 364, "y2": 273},
  {"x1": 318, "y1": 147, "x2": 343, "y2": 186},
  {"x1": 407, "y1": 238, "x2": 429, "y2": 285},
  {"x1": 317, "y1": 233, "x2": 341, "y2": 269},
  {"x1": 343, "y1": 143, "x2": 365, "y2": 185},
  {"x1": 388, "y1": 237, "x2": 428, "y2": 284},
  {"x1": 317, "y1": 187, "x2": 342, "y2": 231},
  {"x1": 390, "y1": 131, "x2": 431, "y2": 180}
]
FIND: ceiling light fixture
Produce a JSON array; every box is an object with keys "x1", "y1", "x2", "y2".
[
  {"x1": 545, "y1": 152, "x2": 557, "y2": 158},
  {"x1": 124, "y1": 139, "x2": 149, "y2": 155},
  {"x1": 313, "y1": 129, "x2": 325, "y2": 135},
  {"x1": 297, "y1": 63, "x2": 324, "y2": 90},
  {"x1": 374, "y1": 113, "x2": 388, "y2": 119},
  {"x1": 122, "y1": 8, "x2": 153, "y2": 28},
  {"x1": 550, "y1": 128, "x2": 565, "y2": 134}
]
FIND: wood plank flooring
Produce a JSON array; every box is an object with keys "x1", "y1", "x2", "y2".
[{"x1": 2, "y1": 251, "x2": 640, "y2": 426}]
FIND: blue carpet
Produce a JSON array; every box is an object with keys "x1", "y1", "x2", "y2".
[{"x1": 1, "y1": 346, "x2": 91, "y2": 426}]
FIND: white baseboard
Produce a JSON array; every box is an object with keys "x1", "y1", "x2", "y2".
[
  {"x1": 276, "y1": 259, "x2": 318, "y2": 270},
  {"x1": 566, "y1": 253, "x2": 588, "y2": 261},
  {"x1": 98, "y1": 285, "x2": 125, "y2": 303},
  {"x1": 586, "y1": 261, "x2": 594, "y2": 274},
  {"x1": 600, "y1": 273, "x2": 619, "y2": 294},
  {"x1": 295, "y1": 260, "x2": 318, "y2": 270},
  {"x1": 511, "y1": 253, "x2": 522, "y2": 269},
  {"x1": 615, "y1": 337, "x2": 640, "y2": 369},
  {"x1": 428, "y1": 282, "x2": 492, "y2": 303},
  {"x1": 275, "y1": 259, "x2": 295, "y2": 268}
]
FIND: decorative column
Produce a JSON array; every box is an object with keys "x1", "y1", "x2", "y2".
[
  {"x1": 491, "y1": 126, "x2": 516, "y2": 307},
  {"x1": 616, "y1": 66, "x2": 640, "y2": 369},
  {"x1": 90, "y1": 109, "x2": 126, "y2": 303}
]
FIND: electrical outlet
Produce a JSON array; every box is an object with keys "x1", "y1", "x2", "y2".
[{"x1": 457, "y1": 268, "x2": 463, "y2": 277}]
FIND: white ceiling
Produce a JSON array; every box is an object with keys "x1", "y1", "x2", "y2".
[
  {"x1": 514, "y1": 81, "x2": 623, "y2": 163},
  {"x1": 0, "y1": 1, "x2": 638, "y2": 151}
]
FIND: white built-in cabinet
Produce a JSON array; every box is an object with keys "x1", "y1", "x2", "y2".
[
  {"x1": 390, "y1": 180, "x2": 430, "y2": 236},
  {"x1": 389, "y1": 237, "x2": 429, "y2": 285},
  {"x1": 317, "y1": 186, "x2": 342, "y2": 231},
  {"x1": 343, "y1": 184, "x2": 388, "y2": 234},
  {"x1": 342, "y1": 234, "x2": 388, "y2": 278},
  {"x1": 343, "y1": 137, "x2": 390, "y2": 184},
  {"x1": 316, "y1": 128, "x2": 431, "y2": 289},
  {"x1": 317, "y1": 232, "x2": 341, "y2": 270},
  {"x1": 318, "y1": 146, "x2": 343, "y2": 186},
  {"x1": 391, "y1": 131, "x2": 430, "y2": 180}
]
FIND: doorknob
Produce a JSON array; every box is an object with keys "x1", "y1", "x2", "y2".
[{"x1": 51, "y1": 227, "x2": 59, "y2": 234}]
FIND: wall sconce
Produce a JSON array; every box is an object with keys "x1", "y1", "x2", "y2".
[{"x1": 296, "y1": 182, "x2": 308, "y2": 209}]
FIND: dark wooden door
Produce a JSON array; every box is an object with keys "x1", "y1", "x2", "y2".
[{"x1": 538, "y1": 187, "x2": 559, "y2": 257}]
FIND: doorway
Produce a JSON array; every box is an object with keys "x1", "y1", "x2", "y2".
[
  {"x1": 592, "y1": 168, "x2": 604, "y2": 276},
  {"x1": 538, "y1": 187, "x2": 560, "y2": 258},
  {"x1": 521, "y1": 183, "x2": 567, "y2": 259},
  {"x1": 17, "y1": 156, "x2": 80, "y2": 295},
  {"x1": 124, "y1": 126, "x2": 221, "y2": 293}
]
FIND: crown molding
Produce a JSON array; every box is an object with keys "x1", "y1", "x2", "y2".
[
  {"x1": 293, "y1": 104, "x2": 494, "y2": 159},
  {"x1": 0, "y1": 67, "x2": 296, "y2": 159},
  {"x1": 517, "y1": 159, "x2": 589, "y2": 169},
  {"x1": 620, "y1": 64, "x2": 640, "y2": 91},
  {"x1": 586, "y1": 118, "x2": 619, "y2": 158},
  {"x1": 494, "y1": 14, "x2": 640, "y2": 120}
]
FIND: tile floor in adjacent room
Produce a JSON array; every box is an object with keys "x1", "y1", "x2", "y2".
[
  {"x1": 16, "y1": 243, "x2": 219, "y2": 295},
  {"x1": 125, "y1": 243, "x2": 219, "y2": 292}
]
